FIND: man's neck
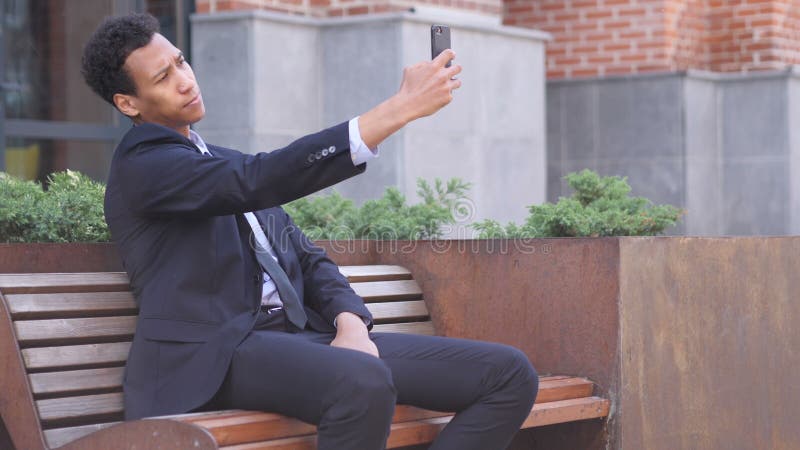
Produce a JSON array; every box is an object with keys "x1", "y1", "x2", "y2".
[
  {"x1": 175, "y1": 125, "x2": 190, "y2": 139},
  {"x1": 133, "y1": 118, "x2": 190, "y2": 138}
]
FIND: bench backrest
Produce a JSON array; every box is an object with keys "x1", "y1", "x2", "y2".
[{"x1": 0, "y1": 265, "x2": 430, "y2": 450}]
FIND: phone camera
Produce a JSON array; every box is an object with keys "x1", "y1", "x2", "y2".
[{"x1": 435, "y1": 26, "x2": 442, "y2": 35}]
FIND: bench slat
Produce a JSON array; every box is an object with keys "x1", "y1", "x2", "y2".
[
  {"x1": 5, "y1": 292, "x2": 138, "y2": 320},
  {"x1": 19, "y1": 322, "x2": 431, "y2": 373},
  {"x1": 33, "y1": 376, "x2": 590, "y2": 442},
  {"x1": 367, "y1": 300, "x2": 429, "y2": 323},
  {"x1": 372, "y1": 321, "x2": 434, "y2": 335},
  {"x1": 36, "y1": 392, "x2": 123, "y2": 424},
  {"x1": 0, "y1": 267, "x2": 412, "y2": 296},
  {"x1": 29, "y1": 367, "x2": 125, "y2": 397},
  {"x1": 227, "y1": 417, "x2": 453, "y2": 450},
  {"x1": 534, "y1": 377, "x2": 594, "y2": 403},
  {"x1": 338, "y1": 265, "x2": 412, "y2": 282},
  {"x1": 217, "y1": 397, "x2": 611, "y2": 449},
  {"x1": 15, "y1": 315, "x2": 427, "y2": 353},
  {"x1": 521, "y1": 396, "x2": 610, "y2": 428},
  {"x1": 22, "y1": 342, "x2": 131, "y2": 370},
  {"x1": 11, "y1": 300, "x2": 428, "y2": 343},
  {"x1": 0, "y1": 273, "x2": 130, "y2": 294},
  {"x1": 14, "y1": 316, "x2": 136, "y2": 346},
  {"x1": 351, "y1": 280, "x2": 422, "y2": 302},
  {"x1": 175, "y1": 377, "x2": 593, "y2": 446}
]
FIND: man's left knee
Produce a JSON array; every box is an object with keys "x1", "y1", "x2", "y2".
[{"x1": 498, "y1": 346, "x2": 539, "y2": 402}]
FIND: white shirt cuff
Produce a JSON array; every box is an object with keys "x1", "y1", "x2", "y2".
[{"x1": 348, "y1": 116, "x2": 379, "y2": 166}]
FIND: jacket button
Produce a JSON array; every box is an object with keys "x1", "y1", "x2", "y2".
[{"x1": 307, "y1": 154, "x2": 315, "y2": 163}]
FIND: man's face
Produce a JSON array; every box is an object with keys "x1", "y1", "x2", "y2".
[{"x1": 117, "y1": 33, "x2": 205, "y2": 134}]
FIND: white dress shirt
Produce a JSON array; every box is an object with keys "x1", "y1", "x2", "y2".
[{"x1": 188, "y1": 118, "x2": 378, "y2": 311}]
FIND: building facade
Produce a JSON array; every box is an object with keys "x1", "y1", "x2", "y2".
[
  {"x1": 2, "y1": 0, "x2": 798, "y2": 234},
  {"x1": 511, "y1": 0, "x2": 800, "y2": 235}
]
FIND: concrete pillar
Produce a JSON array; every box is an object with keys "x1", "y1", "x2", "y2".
[{"x1": 192, "y1": 9, "x2": 550, "y2": 228}]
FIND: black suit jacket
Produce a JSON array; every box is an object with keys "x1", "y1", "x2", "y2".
[{"x1": 104, "y1": 122, "x2": 373, "y2": 420}]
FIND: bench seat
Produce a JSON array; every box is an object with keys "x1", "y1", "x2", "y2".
[{"x1": 0, "y1": 267, "x2": 609, "y2": 450}]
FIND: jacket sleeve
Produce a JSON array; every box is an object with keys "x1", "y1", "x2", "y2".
[
  {"x1": 282, "y1": 209, "x2": 374, "y2": 329},
  {"x1": 118, "y1": 122, "x2": 365, "y2": 218}
]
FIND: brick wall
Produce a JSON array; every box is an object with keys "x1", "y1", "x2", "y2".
[
  {"x1": 504, "y1": 0, "x2": 675, "y2": 78},
  {"x1": 665, "y1": 0, "x2": 708, "y2": 71},
  {"x1": 195, "y1": 0, "x2": 800, "y2": 78},
  {"x1": 504, "y1": 0, "x2": 800, "y2": 79},
  {"x1": 195, "y1": 0, "x2": 501, "y2": 18},
  {"x1": 707, "y1": 0, "x2": 800, "y2": 72}
]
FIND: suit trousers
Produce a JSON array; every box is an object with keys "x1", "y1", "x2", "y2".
[{"x1": 204, "y1": 310, "x2": 539, "y2": 450}]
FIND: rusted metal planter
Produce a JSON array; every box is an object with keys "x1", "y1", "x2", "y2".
[
  {"x1": 346, "y1": 237, "x2": 800, "y2": 450},
  {"x1": 2, "y1": 237, "x2": 798, "y2": 449},
  {"x1": 0, "y1": 243, "x2": 123, "y2": 273},
  {"x1": 0, "y1": 242, "x2": 373, "y2": 274}
]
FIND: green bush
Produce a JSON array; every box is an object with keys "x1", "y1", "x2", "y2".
[
  {"x1": 472, "y1": 169, "x2": 683, "y2": 238},
  {"x1": 1, "y1": 168, "x2": 681, "y2": 243},
  {"x1": 0, "y1": 170, "x2": 110, "y2": 243},
  {"x1": 0, "y1": 173, "x2": 45, "y2": 243},
  {"x1": 284, "y1": 178, "x2": 472, "y2": 240},
  {"x1": 0, "y1": 171, "x2": 470, "y2": 243}
]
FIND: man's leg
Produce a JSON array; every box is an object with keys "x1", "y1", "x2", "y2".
[
  {"x1": 213, "y1": 314, "x2": 396, "y2": 450},
  {"x1": 371, "y1": 332, "x2": 538, "y2": 450}
]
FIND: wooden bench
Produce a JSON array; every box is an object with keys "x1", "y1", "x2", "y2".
[{"x1": 0, "y1": 265, "x2": 610, "y2": 449}]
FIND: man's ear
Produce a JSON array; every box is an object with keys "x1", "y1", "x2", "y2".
[{"x1": 113, "y1": 93, "x2": 140, "y2": 119}]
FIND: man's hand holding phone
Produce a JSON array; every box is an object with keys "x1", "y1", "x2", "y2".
[
  {"x1": 356, "y1": 29, "x2": 462, "y2": 149},
  {"x1": 396, "y1": 49, "x2": 462, "y2": 120}
]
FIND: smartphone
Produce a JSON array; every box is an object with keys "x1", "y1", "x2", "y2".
[{"x1": 431, "y1": 25, "x2": 452, "y2": 68}]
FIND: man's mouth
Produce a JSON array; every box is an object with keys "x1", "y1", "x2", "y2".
[{"x1": 185, "y1": 94, "x2": 201, "y2": 107}]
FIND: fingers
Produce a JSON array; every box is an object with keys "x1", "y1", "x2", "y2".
[
  {"x1": 449, "y1": 76, "x2": 462, "y2": 91},
  {"x1": 433, "y1": 48, "x2": 456, "y2": 67},
  {"x1": 445, "y1": 63, "x2": 462, "y2": 78}
]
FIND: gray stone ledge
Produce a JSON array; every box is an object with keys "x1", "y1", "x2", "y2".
[
  {"x1": 687, "y1": 67, "x2": 800, "y2": 81},
  {"x1": 191, "y1": 9, "x2": 551, "y2": 42},
  {"x1": 549, "y1": 67, "x2": 800, "y2": 86}
]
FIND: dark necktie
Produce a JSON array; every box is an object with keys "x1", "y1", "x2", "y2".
[{"x1": 240, "y1": 215, "x2": 308, "y2": 331}]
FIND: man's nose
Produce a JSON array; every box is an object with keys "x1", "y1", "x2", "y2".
[{"x1": 177, "y1": 71, "x2": 195, "y2": 94}]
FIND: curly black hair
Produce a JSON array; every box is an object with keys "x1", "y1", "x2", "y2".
[{"x1": 81, "y1": 13, "x2": 160, "y2": 106}]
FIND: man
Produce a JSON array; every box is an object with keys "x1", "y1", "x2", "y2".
[{"x1": 82, "y1": 13, "x2": 537, "y2": 450}]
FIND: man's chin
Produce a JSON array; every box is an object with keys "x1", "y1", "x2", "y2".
[{"x1": 189, "y1": 107, "x2": 206, "y2": 126}]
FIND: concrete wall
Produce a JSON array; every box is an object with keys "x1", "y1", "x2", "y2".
[
  {"x1": 191, "y1": 10, "x2": 549, "y2": 229},
  {"x1": 548, "y1": 68, "x2": 800, "y2": 236},
  {"x1": 788, "y1": 72, "x2": 800, "y2": 233}
]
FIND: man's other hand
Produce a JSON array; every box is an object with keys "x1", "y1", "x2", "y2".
[
  {"x1": 331, "y1": 312, "x2": 379, "y2": 358},
  {"x1": 357, "y1": 50, "x2": 463, "y2": 150}
]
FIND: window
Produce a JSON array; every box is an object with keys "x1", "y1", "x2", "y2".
[{"x1": 1, "y1": 0, "x2": 194, "y2": 183}]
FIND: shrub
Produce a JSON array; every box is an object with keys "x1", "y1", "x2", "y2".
[
  {"x1": 0, "y1": 170, "x2": 110, "y2": 243},
  {"x1": 0, "y1": 173, "x2": 46, "y2": 243},
  {"x1": 472, "y1": 169, "x2": 683, "y2": 238},
  {"x1": 36, "y1": 171, "x2": 111, "y2": 242},
  {"x1": 284, "y1": 178, "x2": 472, "y2": 240}
]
